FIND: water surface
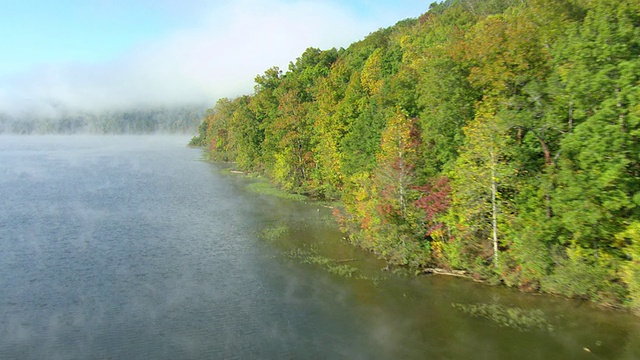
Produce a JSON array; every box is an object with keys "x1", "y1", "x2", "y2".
[{"x1": 0, "y1": 135, "x2": 638, "y2": 359}]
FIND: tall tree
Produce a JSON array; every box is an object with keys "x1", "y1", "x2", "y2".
[{"x1": 449, "y1": 99, "x2": 514, "y2": 268}]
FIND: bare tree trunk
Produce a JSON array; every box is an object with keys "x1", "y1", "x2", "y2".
[
  {"x1": 399, "y1": 182, "x2": 406, "y2": 217},
  {"x1": 529, "y1": 129, "x2": 553, "y2": 218},
  {"x1": 617, "y1": 87, "x2": 627, "y2": 133},
  {"x1": 538, "y1": 137, "x2": 552, "y2": 167},
  {"x1": 490, "y1": 151, "x2": 499, "y2": 267},
  {"x1": 545, "y1": 193, "x2": 552, "y2": 219}
]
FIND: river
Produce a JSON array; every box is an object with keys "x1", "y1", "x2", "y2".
[{"x1": 0, "y1": 135, "x2": 638, "y2": 359}]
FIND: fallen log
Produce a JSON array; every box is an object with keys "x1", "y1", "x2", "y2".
[
  {"x1": 422, "y1": 268, "x2": 484, "y2": 282},
  {"x1": 335, "y1": 258, "x2": 357, "y2": 263}
]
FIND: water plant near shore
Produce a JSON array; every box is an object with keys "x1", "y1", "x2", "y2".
[{"x1": 452, "y1": 303, "x2": 554, "y2": 332}]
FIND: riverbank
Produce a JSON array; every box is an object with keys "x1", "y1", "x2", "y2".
[
  {"x1": 188, "y1": 0, "x2": 640, "y2": 315},
  {"x1": 211, "y1": 160, "x2": 634, "y2": 316}
]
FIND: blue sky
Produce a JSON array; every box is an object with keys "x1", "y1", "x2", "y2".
[{"x1": 0, "y1": 0, "x2": 431, "y2": 115}]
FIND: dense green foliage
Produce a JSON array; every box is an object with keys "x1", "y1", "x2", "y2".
[
  {"x1": 192, "y1": 0, "x2": 640, "y2": 311},
  {"x1": 0, "y1": 105, "x2": 204, "y2": 134}
]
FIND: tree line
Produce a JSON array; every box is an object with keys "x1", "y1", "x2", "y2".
[
  {"x1": 0, "y1": 106, "x2": 204, "y2": 134},
  {"x1": 191, "y1": 0, "x2": 640, "y2": 311}
]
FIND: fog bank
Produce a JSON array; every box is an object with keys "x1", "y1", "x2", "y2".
[{"x1": 0, "y1": 0, "x2": 416, "y2": 119}]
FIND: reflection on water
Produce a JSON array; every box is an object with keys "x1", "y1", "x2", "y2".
[{"x1": 0, "y1": 135, "x2": 638, "y2": 359}]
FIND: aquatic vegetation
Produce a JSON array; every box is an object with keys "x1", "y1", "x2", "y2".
[
  {"x1": 452, "y1": 303, "x2": 554, "y2": 332},
  {"x1": 284, "y1": 246, "x2": 360, "y2": 279},
  {"x1": 259, "y1": 222, "x2": 290, "y2": 242},
  {"x1": 304, "y1": 255, "x2": 360, "y2": 278},
  {"x1": 246, "y1": 181, "x2": 308, "y2": 201}
]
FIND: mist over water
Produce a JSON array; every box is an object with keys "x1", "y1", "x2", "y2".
[
  {"x1": 0, "y1": 106, "x2": 205, "y2": 135},
  {"x1": 1, "y1": 136, "x2": 639, "y2": 359}
]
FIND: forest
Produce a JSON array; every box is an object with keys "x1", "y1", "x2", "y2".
[
  {"x1": 190, "y1": 0, "x2": 640, "y2": 311},
  {"x1": 0, "y1": 105, "x2": 204, "y2": 134}
]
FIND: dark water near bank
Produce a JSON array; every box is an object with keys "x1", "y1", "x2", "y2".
[{"x1": 0, "y1": 135, "x2": 638, "y2": 359}]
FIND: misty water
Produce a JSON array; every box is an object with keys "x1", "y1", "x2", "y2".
[{"x1": 1, "y1": 135, "x2": 639, "y2": 359}]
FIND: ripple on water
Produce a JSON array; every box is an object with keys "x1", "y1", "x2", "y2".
[{"x1": 0, "y1": 135, "x2": 638, "y2": 360}]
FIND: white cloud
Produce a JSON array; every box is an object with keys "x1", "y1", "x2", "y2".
[{"x1": 0, "y1": 0, "x2": 418, "y2": 117}]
